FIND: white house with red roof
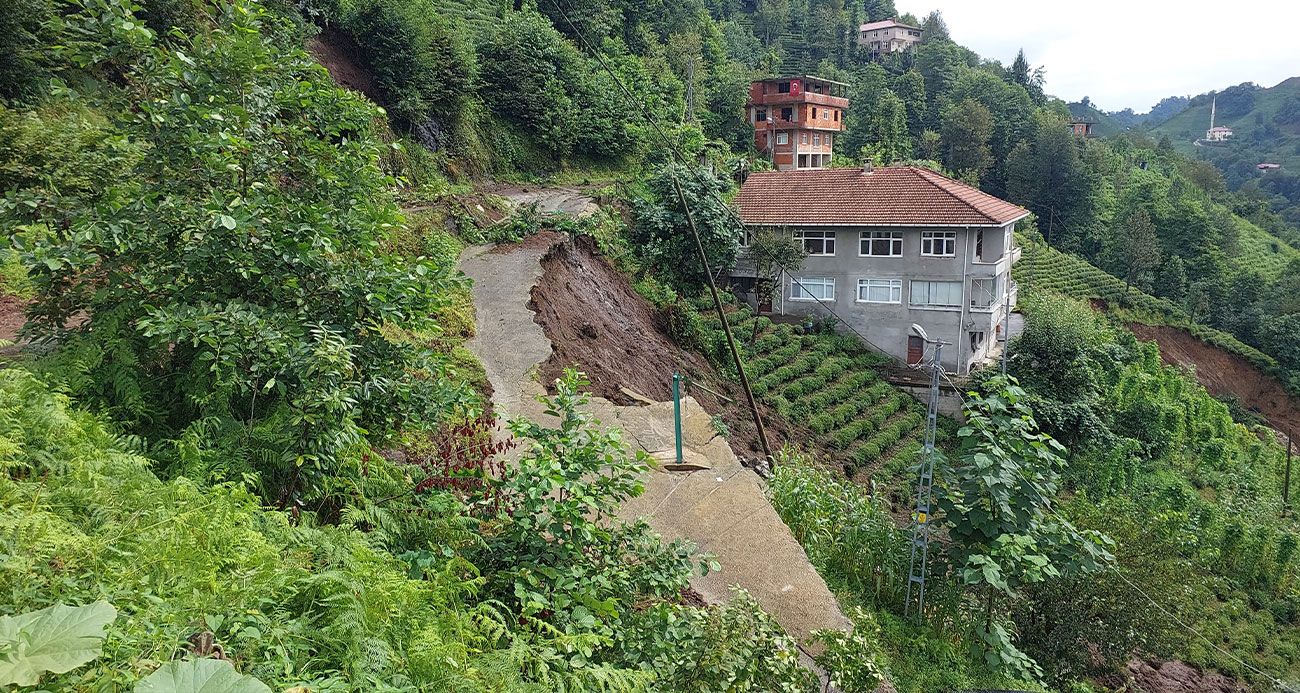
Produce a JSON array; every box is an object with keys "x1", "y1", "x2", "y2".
[
  {"x1": 733, "y1": 165, "x2": 1029, "y2": 373},
  {"x1": 857, "y1": 19, "x2": 923, "y2": 61}
]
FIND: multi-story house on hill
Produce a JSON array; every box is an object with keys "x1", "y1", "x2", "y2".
[
  {"x1": 746, "y1": 76, "x2": 848, "y2": 170},
  {"x1": 732, "y1": 165, "x2": 1029, "y2": 374},
  {"x1": 857, "y1": 20, "x2": 923, "y2": 61}
]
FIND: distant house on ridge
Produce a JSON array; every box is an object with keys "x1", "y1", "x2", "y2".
[{"x1": 857, "y1": 19, "x2": 923, "y2": 62}]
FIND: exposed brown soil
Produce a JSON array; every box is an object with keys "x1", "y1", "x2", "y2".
[
  {"x1": 1128, "y1": 323, "x2": 1300, "y2": 438},
  {"x1": 487, "y1": 230, "x2": 566, "y2": 254},
  {"x1": 527, "y1": 237, "x2": 799, "y2": 459},
  {"x1": 529, "y1": 237, "x2": 719, "y2": 405},
  {"x1": 307, "y1": 28, "x2": 381, "y2": 103},
  {"x1": 1095, "y1": 658, "x2": 1249, "y2": 693},
  {"x1": 0, "y1": 295, "x2": 27, "y2": 345}
]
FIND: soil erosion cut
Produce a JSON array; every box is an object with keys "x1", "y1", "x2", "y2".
[{"x1": 1129, "y1": 323, "x2": 1300, "y2": 436}]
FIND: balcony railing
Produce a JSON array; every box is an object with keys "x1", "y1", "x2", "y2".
[{"x1": 747, "y1": 91, "x2": 849, "y2": 108}]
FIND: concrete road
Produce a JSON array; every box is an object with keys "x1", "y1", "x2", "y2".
[{"x1": 457, "y1": 238, "x2": 852, "y2": 651}]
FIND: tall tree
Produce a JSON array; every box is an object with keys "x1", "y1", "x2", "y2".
[
  {"x1": 1006, "y1": 114, "x2": 1104, "y2": 251},
  {"x1": 863, "y1": 0, "x2": 897, "y2": 21},
  {"x1": 940, "y1": 98, "x2": 994, "y2": 185},
  {"x1": 919, "y1": 10, "x2": 949, "y2": 43},
  {"x1": 860, "y1": 91, "x2": 911, "y2": 165},
  {"x1": 1111, "y1": 209, "x2": 1162, "y2": 294},
  {"x1": 840, "y1": 62, "x2": 891, "y2": 155},
  {"x1": 753, "y1": 0, "x2": 791, "y2": 46},
  {"x1": 891, "y1": 70, "x2": 928, "y2": 137},
  {"x1": 630, "y1": 163, "x2": 741, "y2": 291}
]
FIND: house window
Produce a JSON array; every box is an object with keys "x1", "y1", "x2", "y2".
[
  {"x1": 794, "y1": 229, "x2": 835, "y2": 255},
  {"x1": 969, "y1": 331, "x2": 985, "y2": 352},
  {"x1": 755, "y1": 108, "x2": 767, "y2": 123},
  {"x1": 791, "y1": 277, "x2": 834, "y2": 301},
  {"x1": 814, "y1": 134, "x2": 821, "y2": 146},
  {"x1": 827, "y1": 134, "x2": 833, "y2": 147},
  {"x1": 834, "y1": 110, "x2": 840, "y2": 122},
  {"x1": 974, "y1": 230, "x2": 984, "y2": 261},
  {"x1": 858, "y1": 279, "x2": 902, "y2": 303},
  {"x1": 776, "y1": 132, "x2": 788, "y2": 145},
  {"x1": 738, "y1": 227, "x2": 753, "y2": 248},
  {"x1": 781, "y1": 106, "x2": 794, "y2": 121},
  {"x1": 860, "y1": 231, "x2": 903, "y2": 256},
  {"x1": 778, "y1": 82, "x2": 791, "y2": 94},
  {"x1": 811, "y1": 107, "x2": 818, "y2": 119},
  {"x1": 971, "y1": 276, "x2": 999, "y2": 308},
  {"x1": 910, "y1": 280, "x2": 963, "y2": 308},
  {"x1": 801, "y1": 132, "x2": 808, "y2": 144},
  {"x1": 921, "y1": 231, "x2": 957, "y2": 256}
]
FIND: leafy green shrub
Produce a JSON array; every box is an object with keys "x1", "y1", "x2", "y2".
[
  {"x1": 0, "y1": 601, "x2": 116, "y2": 686},
  {"x1": 346, "y1": 0, "x2": 476, "y2": 130},
  {"x1": 6, "y1": 5, "x2": 470, "y2": 506}
]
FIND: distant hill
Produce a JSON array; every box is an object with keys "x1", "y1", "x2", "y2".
[{"x1": 1150, "y1": 78, "x2": 1300, "y2": 175}]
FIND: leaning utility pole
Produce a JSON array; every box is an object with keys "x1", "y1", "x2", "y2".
[{"x1": 670, "y1": 175, "x2": 773, "y2": 461}]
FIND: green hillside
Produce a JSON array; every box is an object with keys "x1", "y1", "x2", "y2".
[
  {"x1": 1152, "y1": 77, "x2": 1300, "y2": 170},
  {"x1": 1067, "y1": 101, "x2": 1123, "y2": 137}
]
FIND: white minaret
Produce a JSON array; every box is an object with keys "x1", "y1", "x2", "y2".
[{"x1": 1210, "y1": 95, "x2": 1216, "y2": 130}]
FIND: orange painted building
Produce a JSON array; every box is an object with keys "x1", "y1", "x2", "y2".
[{"x1": 747, "y1": 76, "x2": 849, "y2": 170}]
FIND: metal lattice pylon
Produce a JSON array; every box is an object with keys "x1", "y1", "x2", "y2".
[{"x1": 904, "y1": 342, "x2": 943, "y2": 621}]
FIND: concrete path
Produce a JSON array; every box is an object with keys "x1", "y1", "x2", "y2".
[
  {"x1": 495, "y1": 187, "x2": 598, "y2": 217},
  {"x1": 458, "y1": 239, "x2": 851, "y2": 650}
]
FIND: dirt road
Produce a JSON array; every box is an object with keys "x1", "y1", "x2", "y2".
[{"x1": 458, "y1": 235, "x2": 851, "y2": 650}]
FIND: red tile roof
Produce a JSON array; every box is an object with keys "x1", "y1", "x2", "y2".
[{"x1": 734, "y1": 167, "x2": 1030, "y2": 227}]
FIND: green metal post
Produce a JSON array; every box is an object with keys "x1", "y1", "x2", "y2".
[{"x1": 673, "y1": 373, "x2": 683, "y2": 465}]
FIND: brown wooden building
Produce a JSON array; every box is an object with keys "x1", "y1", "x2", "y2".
[{"x1": 747, "y1": 76, "x2": 848, "y2": 170}]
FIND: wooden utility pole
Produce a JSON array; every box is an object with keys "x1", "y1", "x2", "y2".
[{"x1": 671, "y1": 174, "x2": 773, "y2": 461}]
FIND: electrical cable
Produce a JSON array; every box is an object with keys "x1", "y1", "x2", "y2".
[
  {"x1": 1106, "y1": 566, "x2": 1300, "y2": 693},
  {"x1": 529, "y1": 15, "x2": 1300, "y2": 687},
  {"x1": 544, "y1": 0, "x2": 895, "y2": 358}
]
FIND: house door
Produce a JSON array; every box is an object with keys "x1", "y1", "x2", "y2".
[{"x1": 907, "y1": 336, "x2": 924, "y2": 365}]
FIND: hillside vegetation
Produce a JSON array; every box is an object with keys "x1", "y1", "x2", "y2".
[
  {"x1": 3, "y1": 0, "x2": 1300, "y2": 691},
  {"x1": 1150, "y1": 78, "x2": 1300, "y2": 231}
]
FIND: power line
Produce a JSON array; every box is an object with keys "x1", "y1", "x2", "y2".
[
  {"x1": 545, "y1": 0, "x2": 894, "y2": 359},
  {"x1": 1108, "y1": 566, "x2": 1300, "y2": 693}
]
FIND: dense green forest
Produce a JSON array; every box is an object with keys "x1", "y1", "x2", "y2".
[{"x1": 2, "y1": 0, "x2": 1299, "y2": 691}]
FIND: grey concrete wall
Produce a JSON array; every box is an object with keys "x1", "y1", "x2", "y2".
[{"x1": 734, "y1": 223, "x2": 1019, "y2": 374}]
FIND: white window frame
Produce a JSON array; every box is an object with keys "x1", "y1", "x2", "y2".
[
  {"x1": 921, "y1": 231, "x2": 957, "y2": 257},
  {"x1": 814, "y1": 134, "x2": 821, "y2": 146},
  {"x1": 775, "y1": 132, "x2": 789, "y2": 145},
  {"x1": 859, "y1": 230, "x2": 903, "y2": 257},
  {"x1": 857, "y1": 279, "x2": 902, "y2": 304},
  {"x1": 970, "y1": 275, "x2": 1000, "y2": 308},
  {"x1": 791, "y1": 277, "x2": 834, "y2": 301},
  {"x1": 801, "y1": 132, "x2": 809, "y2": 145},
  {"x1": 909, "y1": 280, "x2": 963, "y2": 308},
  {"x1": 794, "y1": 229, "x2": 835, "y2": 256}
]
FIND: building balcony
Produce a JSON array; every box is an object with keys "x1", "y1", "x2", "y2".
[
  {"x1": 757, "y1": 120, "x2": 845, "y2": 132},
  {"x1": 746, "y1": 91, "x2": 849, "y2": 109}
]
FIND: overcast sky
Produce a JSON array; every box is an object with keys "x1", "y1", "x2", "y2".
[{"x1": 899, "y1": 0, "x2": 1300, "y2": 112}]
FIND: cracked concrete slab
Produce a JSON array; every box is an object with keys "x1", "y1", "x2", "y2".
[{"x1": 457, "y1": 237, "x2": 851, "y2": 651}]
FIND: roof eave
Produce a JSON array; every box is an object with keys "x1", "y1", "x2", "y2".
[{"x1": 739, "y1": 219, "x2": 1024, "y2": 228}]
